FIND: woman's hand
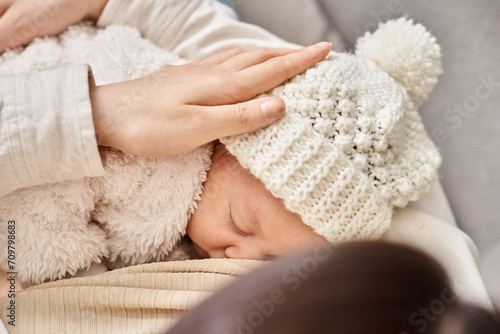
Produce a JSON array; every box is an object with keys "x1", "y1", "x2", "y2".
[
  {"x1": 90, "y1": 43, "x2": 332, "y2": 157},
  {"x1": 0, "y1": 0, "x2": 108, "y2": 53}
]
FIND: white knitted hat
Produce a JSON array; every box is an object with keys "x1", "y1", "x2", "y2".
[{"x1": 220, "y1": 18, "x2": 442, "y2": 242}]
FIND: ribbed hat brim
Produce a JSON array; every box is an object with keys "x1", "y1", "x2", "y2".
[{"x1": 221, "y1": 113, "x2": 393, "y2": 242}]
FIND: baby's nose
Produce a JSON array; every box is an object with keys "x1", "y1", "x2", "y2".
[{"x1": 224, "y1": 244, "x2": 267, "y2": 260}]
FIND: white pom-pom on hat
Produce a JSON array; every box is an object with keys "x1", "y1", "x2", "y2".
[{"x1": 356, "y1": 17, "x2": 442, "y2": 107}]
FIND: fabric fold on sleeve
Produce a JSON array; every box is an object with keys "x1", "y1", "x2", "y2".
[
  {"x1": 97, "y1": 0, "x2": 299, "y2": 62},
  {"x1": 0, "y1": 64, "x2": 105, "y2": 198}
]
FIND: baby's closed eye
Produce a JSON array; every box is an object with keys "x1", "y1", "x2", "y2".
[{"x1": 229, "y1": 202, "x2": 251, "y2": 236}]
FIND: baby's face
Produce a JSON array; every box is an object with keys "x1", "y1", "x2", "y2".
[{"x1": 187, "y1": 143, "x2": 326, "y2": 260}]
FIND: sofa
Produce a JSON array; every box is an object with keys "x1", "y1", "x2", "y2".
[{"x1": 235, "y1": 0, "x2": 500, "y2": 310}]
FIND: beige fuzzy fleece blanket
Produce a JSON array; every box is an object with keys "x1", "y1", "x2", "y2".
[{"x1": 0, "y1": 23, "x2": 213, "y2": 284}]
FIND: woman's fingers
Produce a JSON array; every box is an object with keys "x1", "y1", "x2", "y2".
[
  {"x1": 0, "y1": 4, "x2": 10, "y2": 17},
  {"x1": 0, "y1": 2, "x2": 51, "y2": 52},
  {"x1": 234, "y1": 42, "x2": 331, "y2": 99},
  {"x1": 188, "y1": 42, "x2": 331, "y2": 106},
  {"x1": 198, "y1": 97, "x2": 286, "y2": 142},
  {"x1": 0, "y1": 0, "x2": 108, "y2": 54},
  {"x1": 0, "y1": 0, "x2": 13, "y2": 16},
  {"x1": 0, "y1": 4, "x2": 29, "y2": 52},
  {"x1": 196, "y1": 47, "x2": 252, "y2": 67},
  {"x1": 216, "y1": 46, "x2": 301, "y2": 72}
]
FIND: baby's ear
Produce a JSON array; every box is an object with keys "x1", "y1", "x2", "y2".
[{"x1": 355, "y1": 17, "x2": 442, "y2": 107}]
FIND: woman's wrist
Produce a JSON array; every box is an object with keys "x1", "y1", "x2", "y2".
[
  {"x1": 90, "y1": 83, "x2": 115, "y2": 148},
  {"x1": 90, "y1": 80, "x2": 137, "y2": 152}
]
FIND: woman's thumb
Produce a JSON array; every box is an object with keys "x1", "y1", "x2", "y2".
[{"x1": 207, "y1": 97, "x2": 285, "y2": 139}]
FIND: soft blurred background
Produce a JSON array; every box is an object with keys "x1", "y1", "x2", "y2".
[{"x1": 232, "y1": 0, "x2": 500, "y2": 311}]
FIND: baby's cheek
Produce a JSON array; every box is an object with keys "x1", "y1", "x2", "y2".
[
  {"x1": 186, "y1": 215, "x2": 202, "y2": 246},
  {"x1": 186, "y1": 219, "x2": 210, "y2": 258}
]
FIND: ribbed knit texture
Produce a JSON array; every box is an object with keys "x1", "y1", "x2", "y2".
[
  {"x1": 222, "y1": 18, "x2": 442, "y2": 242},
  {"x1": 222, "y1": 113, "x2": 392, "y2": 241},
  {"x1": 0, "y1": 259, "x2": 263, "y2": 334}
]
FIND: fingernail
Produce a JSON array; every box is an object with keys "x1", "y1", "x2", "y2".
[
  {"x1": 261, "y1": 98, "x2": 285, "y2": 119},
  {"x1": 312, "y1": 41, "x2": 332, "y2": 49}
]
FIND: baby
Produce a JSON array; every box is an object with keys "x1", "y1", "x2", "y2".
[
  {"x1": 0, "y1": 17, "x2": 441, "y2": 285},
  {"x1": 188, "y1": 142, "x2": 326, "y2": 260}
]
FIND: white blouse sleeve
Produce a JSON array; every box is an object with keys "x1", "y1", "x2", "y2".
[
  {"x1": 97, "y1": 0, "x2": 299, "y2": 62},
  {"x1": 0, "y1": 65, "x2": 105, "y2": 198}
]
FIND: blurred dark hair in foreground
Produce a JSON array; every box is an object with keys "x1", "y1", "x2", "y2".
[{"x1": 168, "y1": 241, "x2": 500, "y2": 334}]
